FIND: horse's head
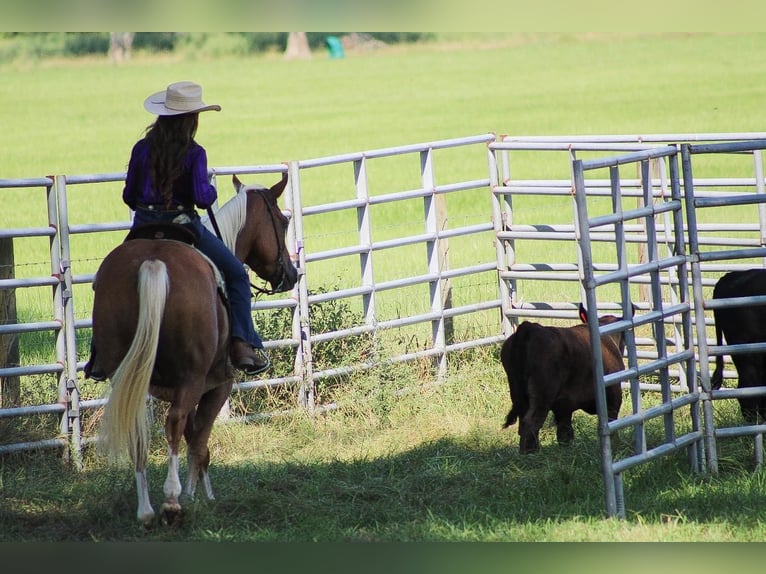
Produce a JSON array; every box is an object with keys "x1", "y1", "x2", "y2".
[{"x1": 232, "y1": 173, "x2": 298, "y2": 293}]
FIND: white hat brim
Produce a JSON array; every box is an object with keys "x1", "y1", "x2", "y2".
[{"x1": 143, "y1": 89, "x2": 222, "y2": 116}]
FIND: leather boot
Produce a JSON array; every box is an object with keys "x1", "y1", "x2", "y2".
[{"x1": 230, "y1": 339, "x2": 271, "y2": 375}]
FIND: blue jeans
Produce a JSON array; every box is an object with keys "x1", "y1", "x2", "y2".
[{"x1": 131, "y1": 209, "x2": 264, "y2": 349}]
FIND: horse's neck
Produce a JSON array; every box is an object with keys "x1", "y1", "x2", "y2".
[{"x1": 201, "y1": 192, "x2": 248, "y2": 253}]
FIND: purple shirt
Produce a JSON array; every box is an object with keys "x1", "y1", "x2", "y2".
[{"x1": 122, "y1": 138, "x2": 218, "y2": 210}]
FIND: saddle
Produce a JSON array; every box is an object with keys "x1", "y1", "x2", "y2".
[
  {"x1": 125, "y1": 222, "x2": 197, "y2": 245},
  {"x1": 124, "y1": 222, "x2": 228, "y2": 305}
]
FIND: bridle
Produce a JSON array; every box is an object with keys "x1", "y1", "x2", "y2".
[
  {"x1": 207, "y1": 189, "x2": 290, "y2": 298},
  {"x1": 250, "y1": 190, "x2": 290, "y2": 297}
]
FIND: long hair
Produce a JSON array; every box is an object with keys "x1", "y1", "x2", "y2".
[
  {"x1": 145, "y1": 113, "x2": 199, "y2": 207},
  {"x1": 100, "y1": 259, "x2": 169, "y2": 465}
]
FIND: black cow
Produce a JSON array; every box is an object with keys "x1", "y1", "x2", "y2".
[
  {"x1": 501, "y1": 304, "x2": 627, "y2": 454},
  {"x1": 711, "y1": 269, "x2": 766, "y2": 423}
]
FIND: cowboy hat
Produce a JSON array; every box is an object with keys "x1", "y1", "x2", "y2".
[{"x1": 143, "y1": 81, "x2": 221, "y2": 115}]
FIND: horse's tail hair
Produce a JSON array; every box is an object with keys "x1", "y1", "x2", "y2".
[{"x1": 100, "y1": 259, "x2": 168, "y2": 465}]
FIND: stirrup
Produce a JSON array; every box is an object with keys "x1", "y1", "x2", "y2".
[{"x1": 233, "y1": 350, "x2": 271, "y2": 376}]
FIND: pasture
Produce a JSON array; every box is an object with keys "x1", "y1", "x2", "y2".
[{"x1": 2, "y1": 33, "x2": 766, "y2": 542}]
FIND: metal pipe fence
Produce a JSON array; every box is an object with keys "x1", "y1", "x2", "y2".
[
  {"x1": 567, "y1": 137, "x2": 766, "y2": 517},
  {"x1": 0, "y1": 134, "x2": 502, "y2": 459},
  {"x1": 3, "y1": 131, "x2": 766, "y2": 522}
]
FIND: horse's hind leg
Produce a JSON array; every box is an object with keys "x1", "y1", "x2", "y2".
[
  {"x1": 160, "y1": 388, "x2": 196, "y2": 525},
  {"x1": 135, "y1": 466, "x2": 155, "y2": 525},
  {"x1": 184, "y1": 382, "x2": 232, "y2": 500}
]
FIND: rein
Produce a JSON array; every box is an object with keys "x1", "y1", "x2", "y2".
[
  {"x1": 250, "y1": 193, "x2": 289, "y2": 297},
  {"x1": 207, "y1": 191, "x2": 288, "y2": 298},
  {"x1": 206, "y1": 206, "x2": 225, "y2": 242}
]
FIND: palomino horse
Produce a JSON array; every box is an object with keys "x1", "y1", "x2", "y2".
[{"x1": 90, "y1": 174, "x2": 298, "y2": 525}]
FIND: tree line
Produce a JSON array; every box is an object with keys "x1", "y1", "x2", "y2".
[{"x1": 0, "y1": 32, "x2": 429, "y2": 60}]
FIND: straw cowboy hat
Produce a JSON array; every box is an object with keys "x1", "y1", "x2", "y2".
[{"x1": 143, "y1": 81, "x2": 221, "y2": 115}]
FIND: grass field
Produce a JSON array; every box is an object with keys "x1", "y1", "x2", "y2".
[
  {"x1": 2, "y1": 354, "x2": 766, "y2": 542},
  {"x1": 3, "y1": 33, "x2": 766, "y2": 543},
  {"x1": 3, "y1": 33, "x2": 766, "y2": 180},
  {"x1": 5, "y1": 33, "x2": 766, "y2": 328}
]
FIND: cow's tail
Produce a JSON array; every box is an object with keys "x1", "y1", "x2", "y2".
[
  {"x1": 504, "y1": 409, "x2": 521, "y2": 429},
  {"x1": 710, "y1": 313, "x2": 724, "y2": 390},
  {"x1": 100, "y1": 259, "x2": 168, "y2": 465},
  {"x1": 502, "y1": 323, "x2": 531, "y2": 429}
]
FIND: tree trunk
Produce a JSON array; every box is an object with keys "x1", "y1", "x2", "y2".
[
  {"x1": 109, "y1": 32, "x2": 135, "y2": 62},
  {"x1": 284, "y1": 32, "x2": 312, "y2": 60}
]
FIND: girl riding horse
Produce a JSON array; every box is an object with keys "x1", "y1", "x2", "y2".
[{"x1": 85, "y1": 80, "x2": 269, "y2": 378}]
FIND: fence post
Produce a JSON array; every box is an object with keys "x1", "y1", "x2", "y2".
[
  {"x1": 436, "y1": 193, "x2": 454, "y2": 345},
  {"x1": 421, "y1": 149, "x2": 450, "y2": 378},
  {"x1": 289, "y1": 161, "x2": 315, "y2": 413},
  {"x1": 0, "y1": 237, "x2": 20, "y2": 407}
]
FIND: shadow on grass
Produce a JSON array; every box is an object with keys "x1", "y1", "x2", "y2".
[{"x1": 1, "y1": 424, "x2": 763, "y2": 541}]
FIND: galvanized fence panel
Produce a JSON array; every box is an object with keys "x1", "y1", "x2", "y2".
[
  {"x1": 0, "y1": 176, "x2": 73, "y2": 458},
  {"x1": 682, "y1": 139, "x2": 766, "y2": 473},
  {"x1": 572, "y1": 146, "x2": 703, "y2": 518},
  {"x1": 289, "y1": 134, "x2": 501, "y2": 411},
  {"x1": 490, "y1": 132, "x2": 766, "y2": 517},
  {"x1": 491, "y1": 132, "x2": 766, "y2": 389},
  {"x1": 0, "y1": 134, "x2": 502, "y2": 459}
]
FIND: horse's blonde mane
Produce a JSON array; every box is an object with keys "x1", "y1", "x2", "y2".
[
  {"x1": 201, "y1": 189, "x2": 249, "y2": 252},
  {"x1": 202, "y1": 182, "x2": 271, "y2": 252}
]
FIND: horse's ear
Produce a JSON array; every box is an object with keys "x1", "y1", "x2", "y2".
[
  {"x1": 269, "y1": 172, "x2": 288, "y2": 198},
  {"x1": 232, "y1": 174, "x2": 243, "y2": 193},
  {"x1": 578, "y1": 302, "x2": 588, "y2": 324}
]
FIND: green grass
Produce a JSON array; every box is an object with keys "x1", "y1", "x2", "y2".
[
  {"x1": 4, "y1": 32, "x2": 766, "y2": 287},
  {"x1": 1, "y1": 349, "x2": 765, "y2": 541},
  {"x1": 4, "y1": 33, "x2": 766, "y2": 186}
]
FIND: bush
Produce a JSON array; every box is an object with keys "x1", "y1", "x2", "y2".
[
  {"x1": 0, "y1": 33, "x2": 432, "y2": 63},
  {"x1": 20, "y1": 33, "x2": 67, "y2": 59},
  {"x1": 64, "y1": 33, "x2": 109, "y2": 56},
  {"x1": 230, "y1": 286, "x2": 375, "y2": 413},
  {"x1": 132, "y1": 33, "x2": 177, "y2": 53}
]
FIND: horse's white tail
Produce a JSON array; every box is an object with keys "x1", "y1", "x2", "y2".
[{"x1": 100, "y1": 259, "x2": 169, "y2": 465}]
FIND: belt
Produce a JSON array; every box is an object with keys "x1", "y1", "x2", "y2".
[{"x1": 135, "y1": 203, "x2": 193, "y2": 214}]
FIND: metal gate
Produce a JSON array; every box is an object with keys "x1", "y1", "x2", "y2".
[
  {"x1": 683, "y1": 140, "x2": 766, "y2": 473},
  {"x1": 572, "y1": 139, "x2": 766, "y2": 517},
  {"x1": 572, "y1": 146, "x2": 703, "y2": 518}
]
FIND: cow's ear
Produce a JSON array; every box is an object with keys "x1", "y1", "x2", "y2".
[{"x1": 578, "y1": 302, "x2": 588, "y2": 324}]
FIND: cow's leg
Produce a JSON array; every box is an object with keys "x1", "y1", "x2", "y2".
[
  {"x1": 553, "y1": 409, "x2": 574, "y2": 446},
  {"x1": 519, "y1": 406, "x2": 548, "y2": 454},
  {"x1": 758, "y1": 354, "x2": 766, "y2": 423},
  {"x1": 734, "y1": 358, "x2": 762, "y2": 424}
]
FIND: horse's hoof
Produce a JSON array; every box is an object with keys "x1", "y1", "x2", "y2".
[
  {"x1": 138, "y1": 511, "x2": 155, "y2": 527},
  {"x1": 160, "y1": 502, "x2": 183, "y2": 526}
]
